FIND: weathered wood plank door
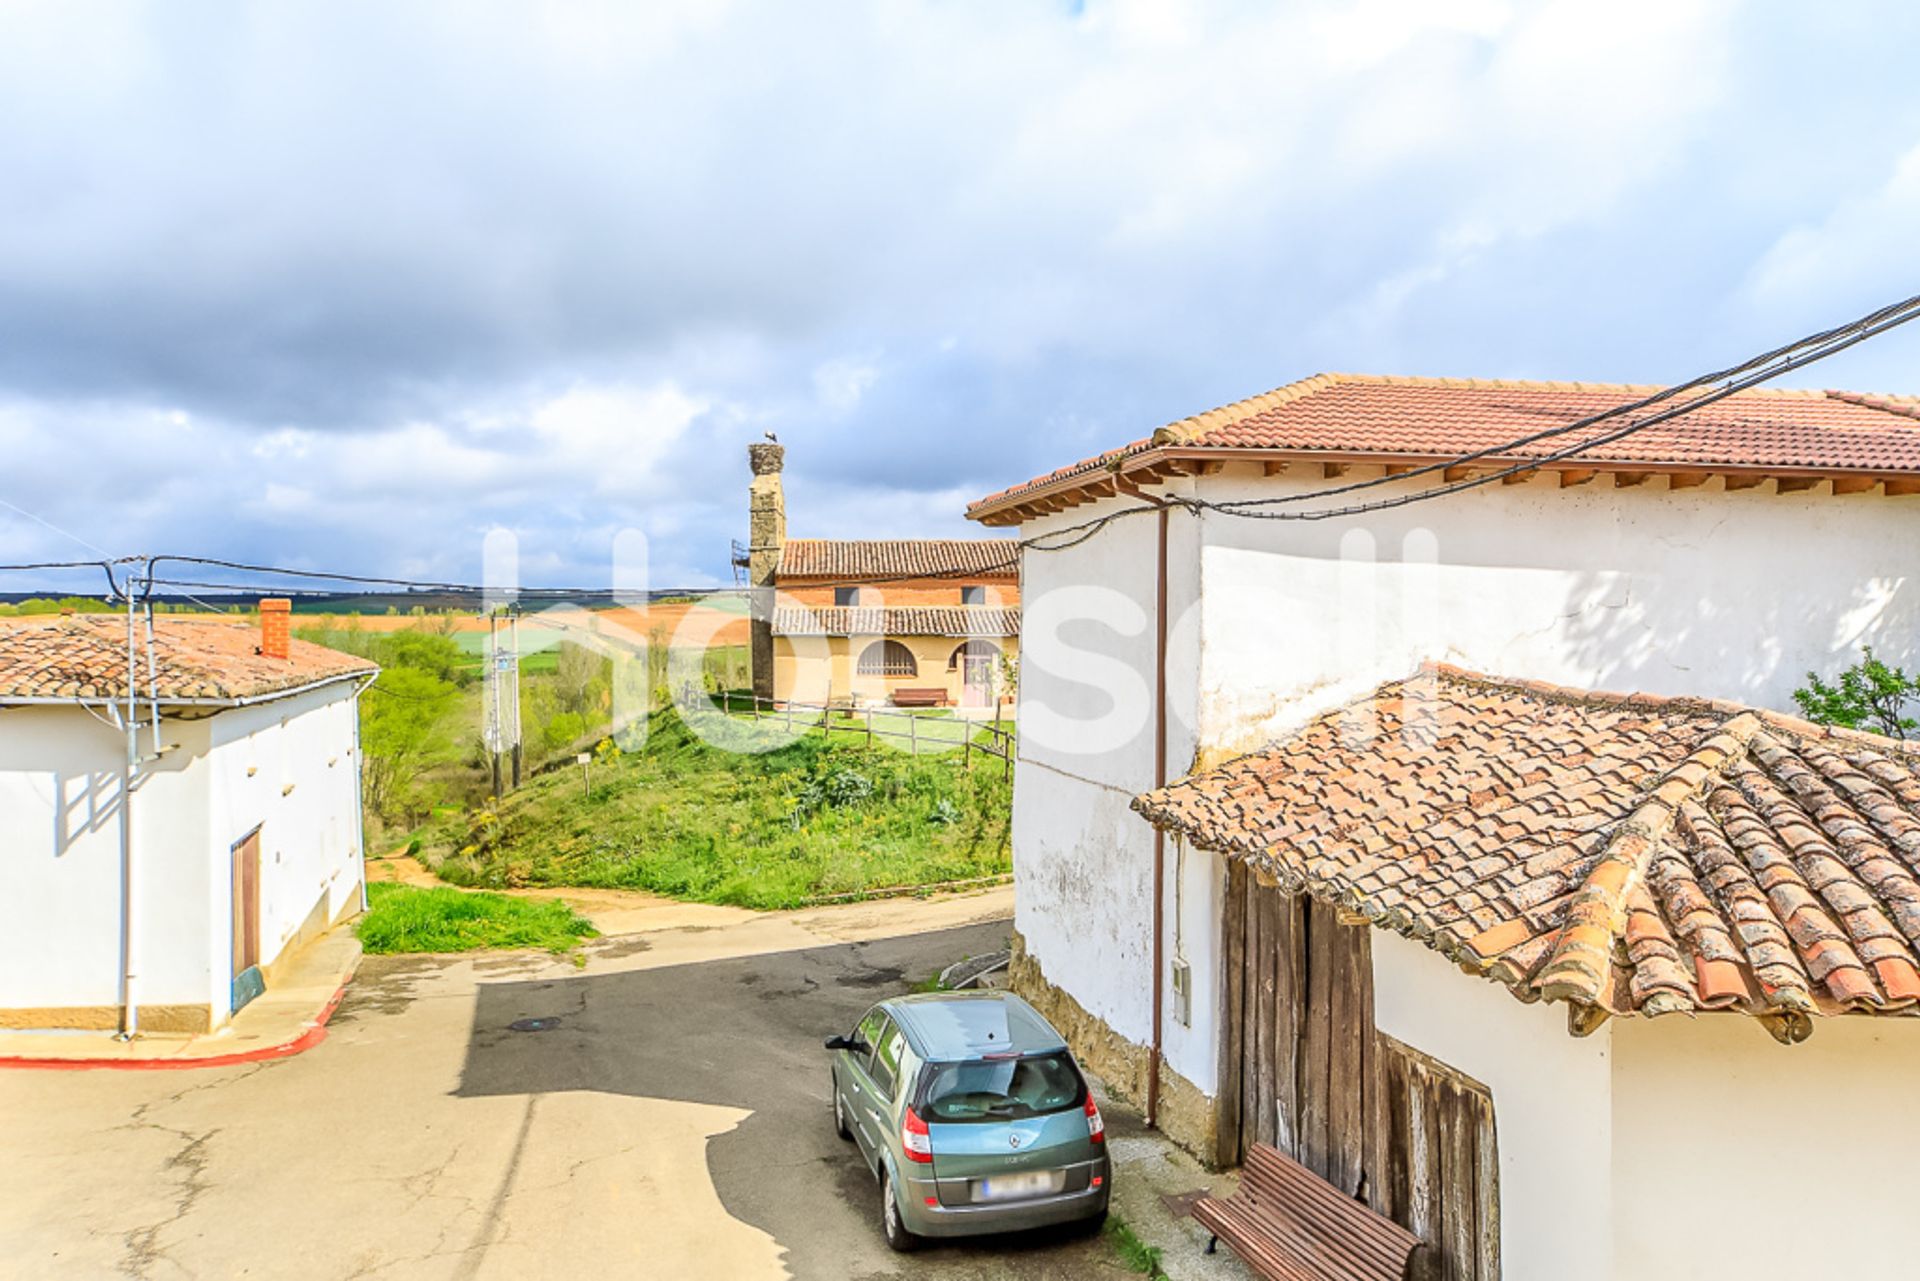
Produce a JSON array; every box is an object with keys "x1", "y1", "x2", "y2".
[
  {"x1": 1220, "y1": 862, "x2": 1500, "y2": 1280},
  {"x1": 230, "y1": 829, "x2": 263, "y2": 1013},
  {"x1": 1371, "y1": 1035, "x2": 1500, "y2": 1281}
]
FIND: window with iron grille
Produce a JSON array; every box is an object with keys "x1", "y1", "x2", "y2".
[{"x1": 857, "y1": 639, "x2": 918, "y2": 677}]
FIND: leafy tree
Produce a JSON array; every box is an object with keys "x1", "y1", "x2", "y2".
[
  {"x1": 1794, "y1": 647, "x2": 1920, "y2": 739},
  {"x1": 361, "y1": 667, "x2": 460, "y2": 822}
]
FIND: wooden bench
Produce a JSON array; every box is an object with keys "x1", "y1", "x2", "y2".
[
  {"x1": 1194, "y1": 1144, "x2": 1424, "y2": 1281},
  {"x1": 890, "y1": 687, "x2": 949, "y2": 708}
]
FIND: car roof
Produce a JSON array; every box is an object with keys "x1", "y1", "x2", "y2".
[{"x1": 883, "y1": 991, "x2": 1067, "y2": 1059}]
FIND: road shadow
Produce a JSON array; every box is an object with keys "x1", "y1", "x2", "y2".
[{"x1": 450, "y1": 922, "x2": 1120, "y2": 1279}]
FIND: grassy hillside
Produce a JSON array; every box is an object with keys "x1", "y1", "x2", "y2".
[{"x1": 420, "y1": 706, "x2": 1012, "y2": 909}]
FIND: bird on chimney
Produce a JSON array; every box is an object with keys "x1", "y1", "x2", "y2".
[{"x1": 763, "y1": 431, "x2": 779, "y2": 443}]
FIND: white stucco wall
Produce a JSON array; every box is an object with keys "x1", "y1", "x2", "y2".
[
  {"x1": 1005, "y1": 468, "x2": 1917, "y2": 1113},
  {"x1": 1372, "y1": 929, "x2": 1615, "y2": 1281},
  {"x1": 1194, "y1": 466, "x2": 1920, "y2": 756},
  {"x1": 0, "y1": 704, "x2": 213, "y2": 1011},
  {"x1": 204, "y1": 683, "x2": 367, "y2": 1004},
  {"x1": 1611, "y1": 1015, "x2": 1920, "y2": 1280},
  {"x1": 1013, "y1": 487, "x2": 1218, "y2": 1089},
  {"x1": 0, "y1": 681, "x2": 366, "y2": 1025}
]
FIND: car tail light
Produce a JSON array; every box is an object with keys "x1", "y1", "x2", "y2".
[
  {"x1": 902, "y1": 1107, "x2": 934, "y2": 1164},
  {"x1": 1085, "y1": 1094, "x2": 1105, "y2": 1143}
]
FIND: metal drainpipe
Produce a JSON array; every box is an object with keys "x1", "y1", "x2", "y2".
[
  {"x1": 353, "y1": 674, "x2": 376, "y2": 913},
  {"x1": 116, "y1": 563, "x2": 144, "y2": 1040},
  {"x1": 1116, "y1": 478, "x2": 1173, "y2": 1129}
]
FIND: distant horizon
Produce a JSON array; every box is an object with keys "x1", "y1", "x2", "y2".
[{"x1": 6, "y1": 3, "x2": 1920, "y2": 593}]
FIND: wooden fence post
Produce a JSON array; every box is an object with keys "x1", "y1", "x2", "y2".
[
  {"x1": 909, "y1": 712, "x2": 918, "y2": 757},
  {"x1": 963, "y1": 725, "x2": 972, "y2": 771}
]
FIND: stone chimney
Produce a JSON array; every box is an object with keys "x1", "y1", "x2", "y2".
[
  {"x1": 747, "y1": 442, "x2": 786, "y2": 701},
  {"x1": 260, "y1": 598, "x2": 292, "y2": 660}
]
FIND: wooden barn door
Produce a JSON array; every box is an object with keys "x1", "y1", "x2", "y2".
[
  {"x1": 230, "y1": 830, "x2": 264, "y2": 1013},
  {"x1": 1372, "y1": 1036, "x2": 1500, "y2": 1281},
  {"x1": 1219, "y1": 862, "x2": 1500, "y2": 1281}
]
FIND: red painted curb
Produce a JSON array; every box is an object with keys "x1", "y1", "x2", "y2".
[{"x1": 0, "y1": 981, "x2": 350, "y2": 1072}]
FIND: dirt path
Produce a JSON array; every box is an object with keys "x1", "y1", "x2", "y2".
[{"x1": 367, "y1": 855, "x2": 1016, "y2": 942}]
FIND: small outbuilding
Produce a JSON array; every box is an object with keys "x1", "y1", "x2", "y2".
[{"x1": 0, "y1": 602, "x2": 377, "y2": 1035}]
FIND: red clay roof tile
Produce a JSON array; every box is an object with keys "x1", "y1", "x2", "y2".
[
  {"x1": 970, "y1": 373, "x2": 1920, "y2": 518},
  {"x1": 0, "y1": 615, "x2": 376, "y2": 704},
  {"x1": 777, "y1": 539, "x2": 1018, "y2": 580},
  {"x1": 1133, "y1": 664, "x2": 1920, "y2": 1042}
]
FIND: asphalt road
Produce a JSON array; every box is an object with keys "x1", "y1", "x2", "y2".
[{"x1": 0, "y1": 920, "x2": 1138, "y2": 1280}]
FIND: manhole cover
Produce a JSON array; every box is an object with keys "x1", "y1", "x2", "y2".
[{"x1": 509, "y1": 1017, "x2": 561, "y2": 1033}]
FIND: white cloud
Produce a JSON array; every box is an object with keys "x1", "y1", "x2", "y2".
[
  {"x1": 811, "y1": 357, "x2": 879, "y2": 415},
  {"x1": 1746, "y1": 143, "x2": 1920, "y2": 312}
]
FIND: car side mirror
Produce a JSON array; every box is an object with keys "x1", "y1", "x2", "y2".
[{"x1": 824, "y1": 1034, "x2": 854, "y2": 1051}]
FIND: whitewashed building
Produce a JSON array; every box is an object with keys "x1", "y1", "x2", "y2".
[
  {"x1": 966, "y1": 374, "x2": 1920, "y2": 1280},
  {"x1": 0, "y1": 602, "x2": 376, "y2": 1035}
]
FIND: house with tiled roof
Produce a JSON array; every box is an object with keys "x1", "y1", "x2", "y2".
[
  {"x1": 744, "y1": 443, "x2": 1018, "y2": 709},
  {"x1": 0, "y1": 603, "x2": 377, "y2": 1037},
  {"x1": 964, "y1": 373, "x2": 1920, "y2": 1280}
]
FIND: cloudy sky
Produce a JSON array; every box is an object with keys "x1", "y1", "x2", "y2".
[{"x1": 5, "y1": 0, "x2": 1920, "y2": 593}]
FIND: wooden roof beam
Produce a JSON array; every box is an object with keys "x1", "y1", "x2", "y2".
[
  {"x1": 1723, "y1": 474, "x2": 1766, "y2": 491},
  {"x1": 1667, "y1": 472, "x2": 1710, "y2": 490},
  {"x1": 1383, "y1": 464, "x2": 1417, "y2": 478},
  {"x1": 1775, "y1": 477, "x2": 1820, "y2": 494},
  {"x1": 1886, "y1": 478, "x2": 1920, "y2": 497},
  {"x1": 1322, "y1": 462, "x2": 1350, "y2": 479},
  {"x1": 1263, "y1": 460, "x2": 1290, "y2": 476},
  {"x1": 1830, "y1": 476, "x2": 1877, "y2": 496},
  {"x1": 1613, "y1": 472, "x2": 1652, "y2": 488},
  {"x1": 1501, "y1": 468, "x2": 1535, "y2": 485},
  {"x1": 1559, "y1": 469, "x2": 1598, "y2": 488}
]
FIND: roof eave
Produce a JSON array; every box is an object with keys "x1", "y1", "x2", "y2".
[
  {"x1": 0, "y1": 668, "x2": 378, "y2": 710},
  {"x1": 967, "y1": 444, "x2": 1920, "y2": 526}
]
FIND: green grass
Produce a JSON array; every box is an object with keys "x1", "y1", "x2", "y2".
[
  {"x1": 1104, "y1": 1215, "x2": 1166, "y2": 1278},
  {"x1": 421, "y1": 704, "x2": 1013, "y2": 909},
  {"x1": 356, "y1": 883, "x2": 598, "y2": 954}
]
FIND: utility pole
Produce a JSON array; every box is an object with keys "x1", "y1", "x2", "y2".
[
  {"x1": 483, "y1": 609, "x2": 522, "y2": 795},
  {"x1": 508, "y1": 609, "x2": 523, "y2": 789}
]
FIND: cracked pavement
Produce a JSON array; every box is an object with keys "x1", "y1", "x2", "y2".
[{"x1": 0, "y1": 917, "x2": 1135, "y2": 1280}]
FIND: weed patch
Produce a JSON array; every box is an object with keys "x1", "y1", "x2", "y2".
[
  {"x1": 420, "y1": 704, "x2": 1012, "y2": 909},
  {"x1": 357, "y1": 883, "x2": 597, "y2": 954}
]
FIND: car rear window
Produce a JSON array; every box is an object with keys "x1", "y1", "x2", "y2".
[{"x1": 917, "y1": 1052, "x2": 1085, "y2": 1123}]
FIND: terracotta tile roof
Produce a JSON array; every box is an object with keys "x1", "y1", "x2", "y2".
[
  {"x1": 0, "y1": 615, "x2": 377, "y2": 704},
  {"x1": 1133, "y1": 663, "x2": 1920, "y2": 1043},
  {"x1": 771, "y1": 606, "x2": 1020, "y2": 638},
  {"x1": 969, "y1": 373, "x2": 1920, "y2": 517},
  {"x1": 777, "y1": 539, "x2": 1019, "y2": 580}
]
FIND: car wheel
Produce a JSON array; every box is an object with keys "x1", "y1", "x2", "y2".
[
  {"x1": 832, "y1": 1080, "x2": 853, "y2": 1141},
  {"x1": 881, "y1": 1170, "x2": 919, "y2": 1253}
]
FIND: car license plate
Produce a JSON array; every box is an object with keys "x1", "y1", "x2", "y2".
[{"x1": 977, "y1": 1171, "x2": 1063, "y2": 1202}]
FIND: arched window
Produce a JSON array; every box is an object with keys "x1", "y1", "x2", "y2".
[
  {"x1": 857, "y1": 639, "x2": 918, "y2": 677},
  {"x1": 947, "y1": 640, "x2": 1001, "y2": 670}
]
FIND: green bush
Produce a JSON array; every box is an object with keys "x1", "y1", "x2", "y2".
[{"x1": 356, "y1": 883, "x2": 596, "y2": 954}]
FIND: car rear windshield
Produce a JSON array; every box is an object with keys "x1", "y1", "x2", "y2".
[{"x1": 917, "y1": 1052, "x2": 1085, "y2": 1123}]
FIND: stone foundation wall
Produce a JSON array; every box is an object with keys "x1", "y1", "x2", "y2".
[{"x1": 1009, "y1": 930, "x2": 1220, "y2": 1167}]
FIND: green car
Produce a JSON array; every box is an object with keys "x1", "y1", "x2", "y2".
[{"x1": 824, "y1": 991, "x2": 1111, "y2": 1252}]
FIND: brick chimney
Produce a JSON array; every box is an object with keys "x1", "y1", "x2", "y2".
[
  {"x1": 747, "y1": 442, "x2": 786, "y2": 701},
  {"x1": 260, "y1": 598, "x2": 292, "y2": 660}
]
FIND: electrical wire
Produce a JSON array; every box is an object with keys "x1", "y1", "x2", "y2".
[{"x1": 2, "y1": 294, "x2": 1914, "y2": 599}]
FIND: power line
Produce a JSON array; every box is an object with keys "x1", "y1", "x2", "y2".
[{"x1": 2, "y1": 294, "x2": 1913, "y2": 601}]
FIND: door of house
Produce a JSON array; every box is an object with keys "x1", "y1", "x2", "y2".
[
  {"x1": 1219, "y1": 862, "x2": 1500, "y2": 1280},
  {"x1": 230, "y1": 830, "x2": 264, "y2": 1013},
  {"x1": 961, "y1": 654, "x2": 994, "y2": 707}
]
